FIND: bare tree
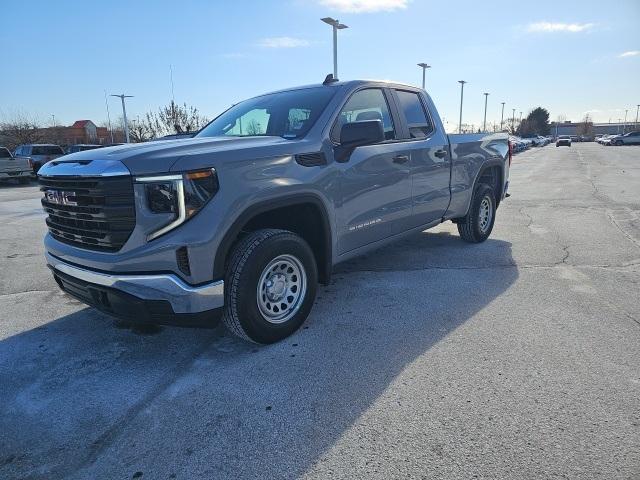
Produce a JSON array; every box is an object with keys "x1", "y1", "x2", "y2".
[
  {"x1": 128, "y1": 119, "x2": 155, "y2": 143},
  {"x1": 577, "y1": 114, "x2": 594, "y2": 138},
  {"x1": 140, "y1": 101, "x2": 209, "y2": 138},
  {"x1": 0, "y1": 111, "x2": 44, "y2": 150}
]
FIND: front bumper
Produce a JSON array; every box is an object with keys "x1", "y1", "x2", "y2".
[{"x1": 47, "y1": 252, "x2": 224, "y2": 325}]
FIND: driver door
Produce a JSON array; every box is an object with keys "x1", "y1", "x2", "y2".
[{"x1": 334, "y1": 88, "x2": 413, "y2": 254}]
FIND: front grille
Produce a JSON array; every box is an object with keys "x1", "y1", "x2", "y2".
[{"x1": 39, "y1": 175, "x2": 136, "y2": 252}]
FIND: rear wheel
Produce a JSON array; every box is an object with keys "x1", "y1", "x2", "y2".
[
  {"x1": 457, "y1": 184, "x2": 496, "y2": 243},
  {"x1": 222, "y1": 229, "x2": 318, "y2": 344}
]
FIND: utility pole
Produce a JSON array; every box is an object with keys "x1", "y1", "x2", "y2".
[
  {"x1": 500, "y1": 102, "x2": 505, "y2": 131},
  {"x1": 104, "y1": 91, "x2": 114, "y2": 144},
  {"x1": 110, "y1": 94, "x2": 134, "y2": 143},
  {"x1": 458, "y1": 80, "x2": 467, "y2": 133},
  {"x1": 512, "y1": 108, "x2": 516, "y2": 132},
  {"x1": 417, "y1": 63, "x2": 431, "y2": 90},
  {"x1": 321, "y1": 17, "x2": 348, "y2": 79},
  {"x1": 636, "y1": 104, "x2": 640, "y2": 129},
  {"x1": 482, "y1": 93, "x2": 489, "y2": 132}
]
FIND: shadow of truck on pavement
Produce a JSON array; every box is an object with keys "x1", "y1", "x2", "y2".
[{"x1": 0, "y1": 230, "x2": 517, "y2": 479}]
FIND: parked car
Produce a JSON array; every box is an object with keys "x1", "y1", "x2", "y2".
[
  {"x1": 610, "y1": 131, "x2": 640, "y2": 146},
  {"x1": 569, "y1": 135, "x2": 580, "y2": 143},
  {"x1": 14, "y1": 144, "x2": 65, "y2": 173},
  {"x1": 65, "y1": 144, "x2": 103, "y2": 154},
  {"x1": 0, "y1": 147, "x2": 32, "y2": 183},
  {"x1": 556, "y1": 135, "x2": 572, "y2": 147},
  {"x1": 600, "y1": 134, "x2": 620, "y2": 146},
  {"x1": 39, "y1": 78, "x2": 511, "y2": 344},
  {"x1": 509, "y1": 136, "x2": 525, "y2": 152}
]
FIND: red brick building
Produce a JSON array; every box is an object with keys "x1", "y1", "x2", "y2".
[{"x1": 41, "y1": 120, "x2": 116, "y2": 146}]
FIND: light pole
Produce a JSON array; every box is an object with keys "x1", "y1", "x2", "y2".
[
  {"x1": 623, "y1": 109, "x2": 628, "y2": 134},
  {"x1": 636, "y1": 105, "x2": 640, "y2": 129},
  {"x1": 110, "y1": 94, "x2": 133, "y2": 143},
  {"x1": 457, "y1": 81, "x2": 467, "y2": 133},
  {"x1": 321, "y1": 17, "x2": 348, "y2": 79},
  {"x1": 417, "y1": 63, "x2": 431, "y2": 90},
  {"x1": 500, "y1": 102, "x2": 505, "y2": 131},
  {"x1": 482, "y1": 92, "x2": 489, "y2": 132},
  {"x1": 512, "y1": 108, "x2": 516, "y2": 132}
]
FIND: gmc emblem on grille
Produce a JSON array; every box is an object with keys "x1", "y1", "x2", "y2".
[{"x1": 45, "y1": 190, "x2": 78, "y2": 206}]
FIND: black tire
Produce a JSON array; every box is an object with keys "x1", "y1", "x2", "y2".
[
  {"x1": 457, "y1": 183, "x2": 497, "y2": 243},
  {"x1": 222, "y1": 229, "x2": 318, "y2": 344}
]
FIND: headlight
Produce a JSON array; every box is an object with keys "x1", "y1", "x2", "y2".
[{"x1": 136, "y1": 168, "x2": 218, "y2": 241}]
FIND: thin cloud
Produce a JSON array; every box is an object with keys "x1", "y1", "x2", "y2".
[
  {"x1": 318, "y1": 0, "x2": 409, "y2": 13},
  {"x1": 527, "y1": 22, "x2": 595, "y2": 33},
  {"x1": 618, "y1": 50, "x2": 639, "y2": 57},
  {"x1": 257, "y1": 37, "x2": 310, "y2": 48}
]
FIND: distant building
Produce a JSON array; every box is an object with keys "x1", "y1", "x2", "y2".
[
  {"x1": 551, "y1": 121, "x2": 638, "y2": 137},
  {"x1": 40, "y1": 120, "x2": 115, "y2": 146}
]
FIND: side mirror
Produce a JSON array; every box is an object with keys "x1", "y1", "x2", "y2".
[{"x1": 335, "y1": 120, "x2": 385, "y2": 162}]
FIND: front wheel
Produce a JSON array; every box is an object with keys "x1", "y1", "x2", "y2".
[
  {"x1": 222, "y1": 229, "x2": 318, "y2": 344},
  {"x1": 457, "y1": 184, "x2": 496, "y2": 243}
]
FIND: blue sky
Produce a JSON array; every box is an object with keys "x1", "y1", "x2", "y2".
[{"x1": 1, "y1": 0, "x2": 639, "y2": 132}]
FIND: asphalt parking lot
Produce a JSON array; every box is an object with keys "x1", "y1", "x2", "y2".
[{"x1": 1, "y1": 143, "x2": 639, "y2": 479}]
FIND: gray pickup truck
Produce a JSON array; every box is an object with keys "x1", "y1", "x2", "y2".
[
  {"x1": 0, "y1": 147, "x2": 32, "y2": 183},
  {"x1": 39, "y1": 79, "x2": 510, "y2": 343}
]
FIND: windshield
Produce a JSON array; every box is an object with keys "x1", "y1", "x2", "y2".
[
  {"x1": 0, "y1": 148, "x2": 11, "y2": 158},
  {"x1": 197, "y1": 87, "x2": 336, "y2": 140},
  {"x1": 32, "y1": 146, "x2": 64, "y2": 155}
]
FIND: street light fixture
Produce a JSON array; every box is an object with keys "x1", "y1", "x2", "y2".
[
  {"x1": 500, "y1": 102, "x2": 505, "y2": 131},
  {"x1": 457, "y1": 81, "x2": 467, "y2": 133},
  {"x1": 110, "y1": 94, "x2": 134, "y2": 143},
  {"x1": 321, "y1": 17, "x2": 348, "y2": 79},
  {"x1": 482, "y1": 93, "x2": 489, "y2": 132},
  {"x1": 417, "y1": 63, "x2": 431, "y2": 90}
]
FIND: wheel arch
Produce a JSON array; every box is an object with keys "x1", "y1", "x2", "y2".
[
  {"x1": 214, "y1": 193, "x2": 333, "y2": 285},
  {"x1": 472, "y1": 159, "x2": 504, "y2": 209}
]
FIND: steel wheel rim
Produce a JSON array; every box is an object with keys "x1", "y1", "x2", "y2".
[
  {"x1": 256, "y1": 254, "x2": 307, "y2": 324},
  {"x1": 478, "y1": 196, "x2": 493, "y2": 233}
]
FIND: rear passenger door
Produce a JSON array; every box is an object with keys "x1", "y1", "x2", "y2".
[
  {"x1": 390, "y1": 89, "x2": 451, "y2": 227},
  {"x1": 334, "y1": 88, "x2": 413, "y2": 254}
]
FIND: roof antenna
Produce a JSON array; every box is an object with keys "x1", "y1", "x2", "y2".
[{"x1": 323, "y1": 73, "x2": 338, "y2": 85}]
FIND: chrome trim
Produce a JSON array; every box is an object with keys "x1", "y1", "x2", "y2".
[
  {"x1": 38, "y1": 159, "x2": 131, "y2": 177},
  {"x1": 46, "y1": 252, "x2": 224, "y2": 314},
  {"x1": 144, "y1": 178, "x2": 187, "y2": 241},
  {"x1": 135, "y1": 174, "x2": 183, "y2": 182}
]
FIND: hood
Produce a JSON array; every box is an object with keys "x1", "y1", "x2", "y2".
[{"x1": 54, "y1": 136, "x2": 303, "y2": 175}]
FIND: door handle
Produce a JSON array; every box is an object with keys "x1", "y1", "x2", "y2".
[
  {"x1": 392, "y1": 155, "x2": 409, "y2": 164},
  {"x1": 434, "y1": 149, "x2": 448, "y2": 158}
]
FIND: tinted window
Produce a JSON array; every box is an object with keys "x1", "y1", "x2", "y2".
[
  {"x1": 335, "y1": 88, "x2": 395, "y2": 141},
  {"x1": 0, "y1": 148, "x2": 11, "y2": 158},
  {"x1": 32, "y1": 146, "x2": 64, "y2": 155},
  {"x1": 395, "y1": 90, "x2": 432, "y2": 138},
  {"x1": 197, "y1": 87, "x2": 336, "y2": 140}
]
